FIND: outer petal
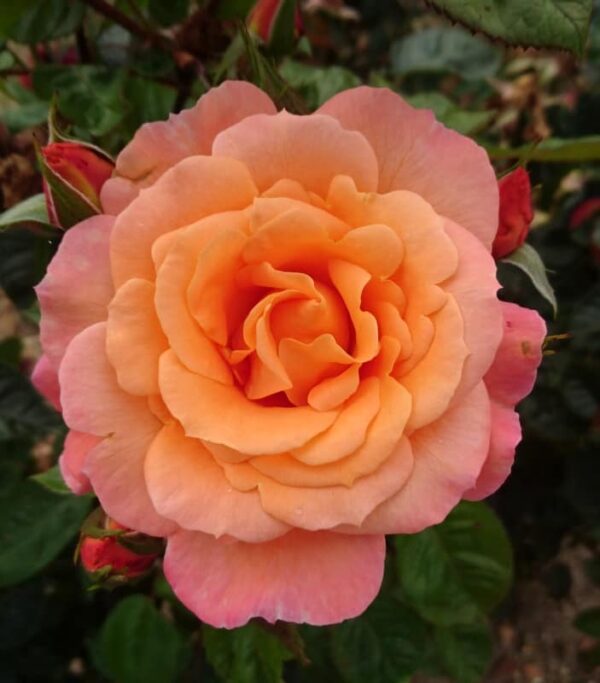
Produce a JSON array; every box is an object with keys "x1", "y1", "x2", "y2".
[
  {"x1": 60, "y1": 322, "x2": 156, "y2": 437},
  {"x1": 85, "y1": 425, "x2": 176, "y2": 537},
  {"x1": 319, "y1": 87, "x2": 498, "y2": 248},
  {"x1": 463, "y1": 402, "x2": 521, "y2": 501},
  {"x1": 354, "y1": 381, "x2": 491, "y2": 534},
  {"x1": 36, "y1": 215, "x2": 114, "y2": 369},
  {"x1": 145, "y1": 423, "x2": 289, "y2": 542},
  {"x1": 213, "y1": 110, "x2": 379, "y2": 195},
  {"x1": 59, "y1": 430, "x2": 99, "y2": 494},
  {"x1": 443, "y1": 219, "x2": 504, "y2": 405},
  {"x1": 31, "y1": 355, "x2": 61, "y2": 411},
  {"x1": 101, "y1": 81, "x2": 276, "y2": 214},
  {"x1": 164, "y1": 529, "x2": 385, "y2": 627},
  {"x1": 484, "y1": 302, "x2": 546, "y2": 406}
]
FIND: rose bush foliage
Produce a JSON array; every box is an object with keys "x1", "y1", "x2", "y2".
[{"x1": 32, "y1": 81, "x2": 546, "y2": 628}]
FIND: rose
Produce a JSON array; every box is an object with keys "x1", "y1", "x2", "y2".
[
  {"x1": 79, "y1": 517, "x2": 159, "y2": 580},
  {"x1": 492, "y1": 167, "x2": 534, "y2": 259},
  {"x1": 33, "y1": 81, "x2": 545, "y2": 628},
  {"x1": 41, "y1": 141, "x2": 114, "y2": 226}
]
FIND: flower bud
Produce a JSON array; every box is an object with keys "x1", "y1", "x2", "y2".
[
  {"x1": 79, "y1": 516, "x2": 160, "y2": 582},
  {"x1": 492, "y1": 167, "x2": 534, "y2": 259},
  {"x1": 41, "y1": 142, "x2": 113, "y2": 226},
  {"x1": 248, "y1": 0, "x2": 302, "y2": 45}
]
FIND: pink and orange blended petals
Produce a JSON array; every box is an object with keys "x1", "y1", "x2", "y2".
[{"x1": 33, "y1": 80, "x2": 546, "y2": 628}]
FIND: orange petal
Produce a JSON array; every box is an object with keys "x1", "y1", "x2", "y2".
[
  {"x1": 213, "y1": 110, "x2": 379, "y2": 195},
  {"x1": 111, "y1": 156, "x2": 257, "y2": 287},
  {"x1": 329, "y1": 259, "x2": 379, "y2": 363},
  {"x1": 258, "y1": 435, "x2": 413, "y2": 529},
  {"x1": 159, "y1": 350, "x2": 338, "y2": 455},
  {"x1": 291, "y1": 375, "x2": 380, "y2": 465},
  {"x1": 307, "y1": 364, "x2": 360, "y2": 411},
  {"x1": 253, "y1": 376, "x2": 411, "y2": 487},
  {"x1": 145, "y1": 422, "x2": 288, "y2": 542},
  {"x1": 106, "y1": 279, "x2": 167, "y2": 395},
  {"x1": 334, "y1": 224, "x2": 403, "y2": 278},
  {"x1": 400, "y1": 295, "x2": 468, "y2": 431},
  {"x1": 187, "y1": 228, "x2": 248, "y2": 345},
  {"x1": 155, "y1": 212, "x2": 250, "y2": 384}
]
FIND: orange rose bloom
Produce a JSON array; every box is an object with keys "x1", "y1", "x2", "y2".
[{"x1": 33, "y1": 82, "x2": 545, "y2": 628}]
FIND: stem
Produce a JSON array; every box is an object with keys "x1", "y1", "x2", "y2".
[{"x1": 74, "y1": 0, "x2": 174, "y2": 51}]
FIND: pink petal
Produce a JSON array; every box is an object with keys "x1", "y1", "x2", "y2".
[
  {"x1": 352, "y1": 381, "x2": 491, "y2": 534},
  {"x1": 484, "y1": 302, "x2": 546, "y2": 407},
  {"x1": 101, "y1": 81, "x2": 276, "y2": 214},
  {"x1": 463, "y1": 401, "x2": 521, "y2": 501},
  {"x1": 319, "y1": 87, "x2": 498, "y2": 248},
  {"x1": 145, "y1": 422, "x2": 289, "y2": 542},
  {"x1": 212, "y1": 110, "x2": 379, "y2": 195},
  {"x1": 31, "y1": 355, "x2": 61, "y2": 411},
  {"x1": 36, "y1": 215, "x2": 115, "y2": 370},
  {"x1": 59, "y1": 322, "x2": 157, "y2": 438},
  {"x1": 443, "y1": 218, "x2": 504, "y2": 406},
  {"x1": 85, "y1": 423, "x2": 176, "y2": 537},
  {"x1": 164, "y1": 529, "x2": 385, "y2": 627},
  {"x1": 59, "y1": 430, "x2": 99, "y2": 494}
]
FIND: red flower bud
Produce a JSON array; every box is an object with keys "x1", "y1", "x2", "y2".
[
  {"x1": 79, "y1": 518, "x2": 159, "y2": 580},
  {"x1": 248, "y1": 0, "x2": 302, "y2": 44},
  {"x1": 492, "y1": 167, "x2": 534, "y2": 259},
  {"x1": 41, "y1": 142, "x2": 114, "y2": 225}
]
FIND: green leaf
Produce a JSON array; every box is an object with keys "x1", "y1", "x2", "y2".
[
  {"x1": 406, "y1": 93, "x2": 494, "y2": 136},
  {"x1": 574, "y1": 607, "x2": 600, "y2": 638},
  {"x1": 0, "y1": 194, "x2": 51, "y2": 232},
  {"x1": 390, "y1": 27, "x2": 501, "y2": 81},
  {"x1": 434, "y1": 620, "x2": 493, "y2": 683},
  {"x1": 216, "y1": 0, "x2": 256, "y2": 19},
  {"x1": 7, "y1": 0, "x2": 85, "y2": 44},
  {"x1": 94, "y1": 595, "x2": 189, "y2": 683},
  {"x1": 0, "y1": 0, "x2": 36, "y2": 38},
  {"x1": 279, "y1": 59, "x2": 361, "y2": 109},
  {"x1": 268, "y1": 0, "x2": 297, "y2": 55},
  {"x1": 503, "y1": 243, "x2": 558, "y2": 314},
  {"x1": 0, "y1": 229, "x2": 55, "y2": 309},
  {"x1": 203, "y1": 622, "x2": 293, "y2": 683},
  {"x1": 427, "y1": 0, "x2": 592, "y2": 56},
  {"x1": 331, "y1": 597, "x2": 429, "y2": 683},
  {"x1": 0, "y1": 363, "x2": 61, "y2": 435},
  {"x1": 486, "y1": 136, "x2": 600, "y2": 162},
  {"x1": 148, "y1": 0, "x2": 189, "y2": 27},
  {"x1": 0, "y1": 480, "x2": 91, "y2": 588},
  {"x1": 31, "y1": 465, "x2": 71, "y2": 495},
  {"x1": 395, "y1": 501, "x2": 513, "y2": 626}
]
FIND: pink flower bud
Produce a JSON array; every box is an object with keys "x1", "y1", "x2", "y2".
[
  {"x1": 80, "y1": 518, "x2": 159, "y2": 579},
  {"x1": 492, "y1": 167, "x2": 534, "y2": 259},
  {"x1": 247, "y1": 0, "x2": 302, "y2": 43},
  {"x1": 41, "y1": 142, "x2": 114, "y2": 225}
]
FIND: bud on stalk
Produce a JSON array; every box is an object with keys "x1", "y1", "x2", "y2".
[{"x1": 492, "y1": 167, "x2": 534, "y2": 259}]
